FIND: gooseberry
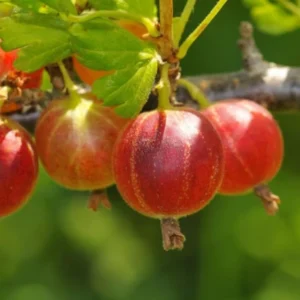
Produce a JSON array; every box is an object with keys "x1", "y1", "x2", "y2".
[
  {"x1": 35, "y1": 93, "x2": 128, "y2": 190},
  {"x1": 202, "y1": 99, "x2": 283, "y2": 213},
  {"x1": 112, "y1": 108, "x2": 224, "y2": 249},
  {"x1": 0, "y1": 116, "x2": 39, "y2": 217}
]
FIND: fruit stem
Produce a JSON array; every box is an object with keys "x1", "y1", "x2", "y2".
[
  {"x1": 177, "y1": 78, "x2": 210, "y2": 108},
  {"x1": 173, "y1": 0, "x2": 197, "y2": 47},
  {"x1": 159, "y1": 0, "x2": 174, "y2": 60},
  {"x1": 177, "y1": 0, "x2": 228, "y2": 59},
  {"x1": 160, "y1": 218, "x2": 186, "y2": 251},
  {"x1": 157, "y1": 63, "x2": 173, "y2": 109},
  {"x1": 68, "y1": 11, "x2": 160, "y2": 37},
  {"x1": 57, "y1": 61, "x2": 81, "y2": 105},
  {"x1": 254, "y1": 184, "x2": 281, "y2": 216}
]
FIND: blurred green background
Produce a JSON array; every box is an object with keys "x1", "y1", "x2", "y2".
[{"x1": 1, "y1": 1, "x2": 300, "y2": 299}]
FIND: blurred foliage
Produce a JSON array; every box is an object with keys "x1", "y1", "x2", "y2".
[
  {"x1": 1, "y1": 0, "x2": 300, "y2": 299},
  {"x1": 243, "y1": 0, "x2": 300, "y2": 35}
]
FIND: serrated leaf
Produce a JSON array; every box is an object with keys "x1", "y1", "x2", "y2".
[
  {"x1": 89, "y1": 0, "x2": 157, "y2": 19},
  {"x1": 0, "y1": 14, "x2": 71, "y2": 71},
  {"x1": 243, "y1": 0, "x2": 300, "y2": 35},
  {"x1": 92, "y1": 59, "x2": 158, "y2": 118},
  {"x1": 70, "y1": 19, "x2": 156, "y2": 71},
  {"x1": 40, "y1": 0, "x2": 76, "y2": 14},
  {"x1": 252, "y1": 4, "x2": 300, "y2": 35}
]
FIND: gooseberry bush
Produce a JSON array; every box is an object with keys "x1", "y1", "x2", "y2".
[{"x1": 0, "y1": 0, "x2": 286, "y2": 250}]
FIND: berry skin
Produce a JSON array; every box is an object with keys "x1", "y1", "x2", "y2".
[
  {"x1": 0, "y1": 117, "x2": 39, "y2": 217},
  {"x1": 112, "y1": 109, "x2": 224, "y2": 218},
  {"x1": 35, "y1": 93, "x2": 128, "y2": 190},
  {"x1": 0, "y1": 48, "x2": 17, "y2": 77},
  {"x1": 202, "y1": 99, "x2": 284, "y2": 195},
  {"x1": 73, "y1": 20, "x2": 147, "y2": 86}
]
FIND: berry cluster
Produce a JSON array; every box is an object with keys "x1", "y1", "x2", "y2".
[{"x1": 0, "y1": 22, "x2": 284, "y2": 251}]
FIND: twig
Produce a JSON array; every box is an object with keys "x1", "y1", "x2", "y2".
[
  {"x1": 238, "y1": 21, "x2": 268, "y2": 75},
  {"x1": 180, "y1": 22, "x2": 300, "y2": 111},
  {"x1": 158, "y1": 0, "x2": 175, "y2": 61}
]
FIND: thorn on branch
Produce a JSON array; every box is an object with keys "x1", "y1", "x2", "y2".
[{"x1": 238, "y1": 22, "x2": 268, "y2": 75}]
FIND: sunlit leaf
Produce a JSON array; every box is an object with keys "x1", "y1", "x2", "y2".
[{"x1": 93, "y1": 57, "x2": 158, "y2": 118}]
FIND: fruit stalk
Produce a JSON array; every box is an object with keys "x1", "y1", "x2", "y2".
[
  {"x1": 57, "y1": 61, "x2": 79, "y2": 102},
  {"x1": 157, "y1": 63, "x2": 172, "y2": 109},
  {"x1": 178, "y1": 0, "x2": 228, "y2": 59},
  {"x1": 173, "y1": 0, "x2": 197, "y2": 47}
]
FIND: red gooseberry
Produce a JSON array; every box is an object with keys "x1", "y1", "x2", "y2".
[
  {"x1": 202, "y1": 99, "x2": 284, "y2": 195},
  {"x1": 0, "y1": 117, "x2": 39, "y2": 217},
  {"x1": 112, "y1": 108, "x2": 224, "y2": 218},
  {"x1": 34, "y1": 93, "x2": 128, "y2": 190}
]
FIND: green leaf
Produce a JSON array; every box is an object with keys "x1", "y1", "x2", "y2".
[
  {"x1": 39, "y1": 0, "x2": 76, "y2": 14},
  {"x1": 243, "y1": 0, "x2": 300, "y2": 35},
  {"x1": 4, "y1": 0, "x2": 58, "y2": 14},
  {"x1": 252, "y1": 4, "x2": 300, "y2": 35},
  {"x1": 0, "y1": 14, "x2": 71, "y2": 72},
  {"x1": 89, "y1": 0, "x2": 157, "y2": 19},
  {"x1": 70, "y1": 19, "x2": 156, "y2": 71},
  {"x1": 92, "y1": 59, "x2": 158, "y2": 118},
  {"x1": 7, "y1": 0, "x2": 44, "y2": 11}
]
